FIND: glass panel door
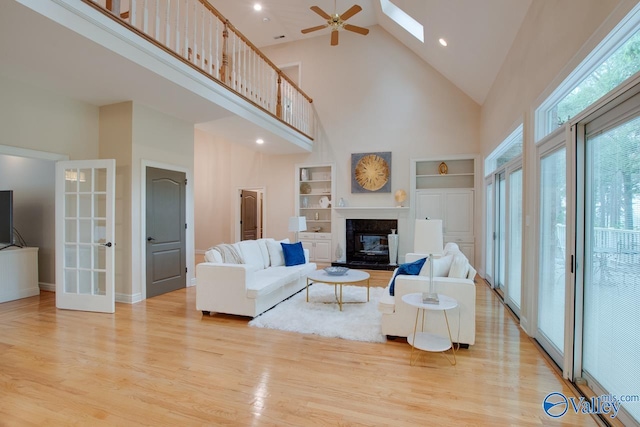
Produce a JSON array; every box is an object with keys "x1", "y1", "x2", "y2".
[
  {"x1": 494, "y1": 172, "x2": 506, "y2": 293},
  {"x1": 582, "y1": 113, "x2": 640, "y2": 424},
  {"x1": 56, "y1": 159, "x2": 115, "y2": 313},
  {"x1": 485, "y1": 180, "x2": 494, "y2": 286},
  {"x1": 537, "y1": 147, "x2": 567, "y2": 364},
  {"x1": 506, "y1": 167, "x2": 523, "y2": 313}
]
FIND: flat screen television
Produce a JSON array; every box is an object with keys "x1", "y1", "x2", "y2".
[{"x1": 0, "y1": 190, "x2": 14, "y2": 245}]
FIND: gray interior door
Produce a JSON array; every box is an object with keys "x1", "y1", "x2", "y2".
[
  {"x1": 146, "y1": 167, "x2": 186, "y2": 298},
  {"x1": 241, "y1": 190, "x2": 258, "y2": 240}
]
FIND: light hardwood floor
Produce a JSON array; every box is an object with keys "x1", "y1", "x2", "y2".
[{"x1": 0, "y1": 271, "x2": 599, "y2": 426}]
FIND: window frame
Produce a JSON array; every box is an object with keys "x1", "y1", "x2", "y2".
[{"x1": 535, "y1": 3, "x2": 640, "y2": 142}]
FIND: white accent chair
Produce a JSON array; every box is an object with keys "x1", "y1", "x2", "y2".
[{"x1": 377, "y1": 243, "x2": 477, "y2": 346}]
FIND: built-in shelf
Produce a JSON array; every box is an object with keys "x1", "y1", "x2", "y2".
[
  {"x1": 296, "y1": 163, "x2": 335, "y2": 263},
  {"x1": 411, "y1": 156, "x2": 477, "y2": 264},
  {"x1": 416, "y1": 173, "x2": 474, "y2": 178},
  {"x1": 415, "y1": 158, "x2": 475, "y2": 190}
]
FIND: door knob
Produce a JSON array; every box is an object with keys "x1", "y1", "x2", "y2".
[
  {"x1": 103, "y1": 242, "x2": 113, "y2": 248},
  {"x1": 147, "y1": 237, "x2": 156, "y2": 242}
]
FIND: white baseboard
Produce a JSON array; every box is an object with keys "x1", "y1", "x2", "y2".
[
  {"x1": 189, "y1": 277, "x2": 197, "y2": 287},
  {"x1": 116, "y1": 292, "x2": 143, "y2": 304},
  {"x1": 36, "y1": 283, "x2": 143, "y2": 304},
  {"x1": 39, "y1": 282, "x2": 55, "y2": 292}
]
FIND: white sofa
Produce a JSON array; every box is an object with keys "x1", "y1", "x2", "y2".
[
  {"x1": 196, "y1": 238, "x2": 317, "y2": 317},
  {"x1": 377, "y1": 243, "x2": 477, "y2": 346}
]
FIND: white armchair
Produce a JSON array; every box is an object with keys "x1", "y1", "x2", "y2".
[{"x1": 377, "y1": 244, "x2": 477, "y2": 346}]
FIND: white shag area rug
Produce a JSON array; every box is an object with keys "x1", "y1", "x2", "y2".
[{"x1": 249, "y1": 283, "x2": 386, "y2": 343}]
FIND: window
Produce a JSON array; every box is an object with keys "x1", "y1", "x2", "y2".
[
  {"x1": 536, "y1": 3, "x2": 640, "y2": 141},
  {"x1": 379, "y1": 0, "x2": 423, "y2": 43},
  {"x1": 484, "y1": 124, "x2": 523, "y2": 177}
]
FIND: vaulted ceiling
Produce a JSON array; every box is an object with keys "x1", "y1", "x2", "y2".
[{"x1": 209, "y1": 0, "x2": 532, "y2": 105}]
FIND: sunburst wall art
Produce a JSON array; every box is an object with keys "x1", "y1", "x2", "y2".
[{"x1": 351, "y1": 152, "x2": 392, "y2": 193}]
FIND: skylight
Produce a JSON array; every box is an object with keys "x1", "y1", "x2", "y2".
[{"x1": 380, "y1": 0, "x2": 424, "y2": 43}]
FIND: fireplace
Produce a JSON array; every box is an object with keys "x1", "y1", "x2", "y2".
[{"x1": 343, "y1": 219, "x2": 398, "y2": 269}]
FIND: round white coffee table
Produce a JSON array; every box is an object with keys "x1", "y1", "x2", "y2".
[
  {"x1": 401, "y1": 293, "x2": 458, "y2": 366},
  {"x1": 306, "y1": 269, "x2": 370, "y2": 311}
]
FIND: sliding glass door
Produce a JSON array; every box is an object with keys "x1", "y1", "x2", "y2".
[
  {"x1": 578, "y1": 94, "x2": 640, "y2": 424},
  {"x1": 537, "y1": 144, "x2": 567, "y2": 365},
  {"x1": 485, "y1": 162, "x2": 523, "y2": 315},
  {"x1": 494, "y1": 172, "x2": 506, "y2": 293},
  {"x1": 485, "y1": 180, "x2": 494, "y2": 286},
  {"x1": 506, "y1": 167, "x2": 523, "y2": 313}
]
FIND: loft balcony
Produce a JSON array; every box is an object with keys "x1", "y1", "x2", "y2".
[{"x1": 3, "y1": 0, "x2": 315, "y2": 153}]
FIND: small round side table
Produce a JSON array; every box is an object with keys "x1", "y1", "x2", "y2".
[{"x1": 401, "y1": 293, "x2": 458, "y2": 366}]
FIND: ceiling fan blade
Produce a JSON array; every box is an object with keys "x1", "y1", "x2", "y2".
[
  {"x1": 301, "y1": 24, "x2": 328, "y2": 34},
  {"x1": 340, "y1": 5, "x2": 362, "y2": 21},
  {"x1": 343, "y1": 24, "x2": 369, "y2": 36},
  {"x1": 331, "y1": 30, "x2": 339, "y2": 46},
  {"x1": 310, "y1": 6, "x2": 331, "y2": 20}
]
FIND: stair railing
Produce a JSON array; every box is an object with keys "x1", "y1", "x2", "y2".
[{"x1": 88, "y1": 0, "x2": 314, "y2": 139}]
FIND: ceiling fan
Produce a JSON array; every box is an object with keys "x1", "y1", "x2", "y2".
[{"x1": 301, "y1": 1, "x2": 370, "y2": 46}]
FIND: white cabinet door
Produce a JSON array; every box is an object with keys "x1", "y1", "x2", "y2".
[
  {"x1": 415, "y1": 190, "x2": 443, "y2": 221},
  {"x1": 443, "y1": 190, "x2": 474, "y2": 236},
  {"x1": 300, "y1": 239, "x2": 314, "y2": 260},
  {"x1": 416, "y1": 189, "x2": 473, "y2": 235},
  {"x1": 314, "y1": 240, "x2": 331, "y2": 262}
]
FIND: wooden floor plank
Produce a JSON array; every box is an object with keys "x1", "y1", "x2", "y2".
[{"x1": 0, "y1": 272, "x2": 598, "y2": 426}]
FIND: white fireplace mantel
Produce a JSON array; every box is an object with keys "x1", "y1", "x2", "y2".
[{"x1": 333, "y1": 207, "x2": 410, "y2": 217}]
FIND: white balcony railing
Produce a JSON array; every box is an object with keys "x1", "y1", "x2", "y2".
[{"x1": 85, "y1": 0, "x2": 315, "y2": 139}]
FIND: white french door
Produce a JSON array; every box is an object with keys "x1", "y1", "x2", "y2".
[{"x1": 55, "y1": 159, "x2": 115, "y2": 313}]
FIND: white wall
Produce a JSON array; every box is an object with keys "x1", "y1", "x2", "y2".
[
  {"x1": 0, "y1": 74, "x2": 99, "y2": 287},
  {"x1": 194, "y1": 129, "x2": 303, "y2": 249},
  {"x1": 132, "y1": 103, "x2": 195, "y2": 298},
  {"x1": 0, "y1": 155, "x2": 55, "y2": 283},
  {"x1": 0, "y1": 73, "x2": 99, "y2": 160},
  {"x1": 99, "y1": 101, "x2": 196, "y2": 301},
  {"x1": 195, "y1": 25, "x2": 480, "y2": 252}
]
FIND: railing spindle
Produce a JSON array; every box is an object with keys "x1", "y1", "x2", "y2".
[
  {"x1": 276, "y1": 73, "x2": 282, "y2": 119},
  {"x1": 221, "y1": 20, "x2": 228, "y2": 83}
]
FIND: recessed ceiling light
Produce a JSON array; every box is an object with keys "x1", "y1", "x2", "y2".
[
  {"x1": 253, "y1": 4, "x2": 262, "y2": 11},
  {"x1": 439, "y1": 38, "x2": 448, "y2": 47},
  {"x1": 256, "y1": 138, "x2": 264, "y2": 144},
  {"x1": 262, "y1": 17, "x2": 270, "y2": 23}
]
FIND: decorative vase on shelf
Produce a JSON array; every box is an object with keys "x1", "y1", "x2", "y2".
[
  {"x1": 300, "y1": 168, "x2": 309, "y2": 181},
  {"x1": 388, "y1": 229, "x2": 398, "y2": 266},
  {"x1": 302, "y1": 196, "x2": 309, "y2": 208}
]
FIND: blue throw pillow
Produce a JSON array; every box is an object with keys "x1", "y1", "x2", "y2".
[
  {"x1": 281, "y1": 242, "x2": 306, "y2": 266},
  {"x1": 389, "y1": 257, "x2": 427, "y2": 296}
]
